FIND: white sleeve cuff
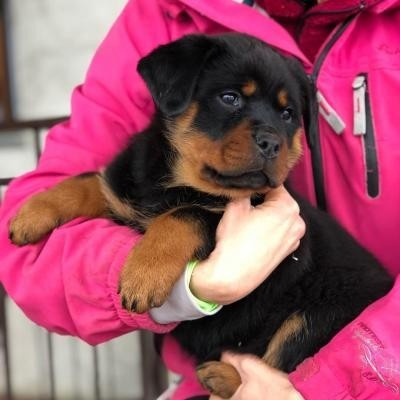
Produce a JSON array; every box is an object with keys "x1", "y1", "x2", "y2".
[{"x1": 149, "y1": 264, "x2": 222, "y2": 324}]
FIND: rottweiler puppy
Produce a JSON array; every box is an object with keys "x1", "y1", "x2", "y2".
[{"x1": 9, "y1": 33, "x2": 393, "y2": 398}]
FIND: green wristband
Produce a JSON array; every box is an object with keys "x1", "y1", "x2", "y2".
[{"x1": 186, "y1": 260, "x2": 220, "y2": 313}]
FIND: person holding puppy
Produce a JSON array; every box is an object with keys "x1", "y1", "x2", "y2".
[{"x1": 1, "y1": 0, "x2": 400, "y2": 399}]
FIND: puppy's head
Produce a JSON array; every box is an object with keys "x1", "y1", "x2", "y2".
[{"x1": 138, "y1": 34, "x2": 311, "y2": 198}]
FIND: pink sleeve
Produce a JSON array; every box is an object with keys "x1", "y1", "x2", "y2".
[
  {"x1": 290, "y1": 276, "x2": 400, "y2": 399},
  {"x1": 0, "y1": 0, "x2": 178, "y2": 345}
]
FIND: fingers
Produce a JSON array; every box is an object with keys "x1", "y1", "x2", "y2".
[
  {"x1": 224, "y1": 197, "x2": 252, "y2": 215},
  {"x1": 262, "y1": 186, "x2": 305, "y2": 243},
  {"x1": 211, "y1": 353, "x2": 304, "y2": 400},
  {"x1": 290, "y1": 239, "x2": 301, "y2": 253},
  {"x1": 263, "y1": 185, "x2": 294, "y2": 205},
  {"x1": 221, "y1": 352, "x2": 245, "y2": 368},
  {"x1": 263, "y1": 185, "x2": 289, "y2": 201},
  {"x1": 260, "y1": 186, "x2": 300, "y2": 214},
  {"x1": 221, "y1": 352, "x2": 291, "y2": 387},
  {"x1": 292, "y1": 217, "x2": 306, "y2": 244},
  {"x1": 210, "y1": 185, "x2": 306, "y2": 305},
  {"x1": 216, "y1": 197, "x2": 251, "y2": 240},
  {"x1": 221, "y1": 352, "x2": 263, "y2": 380}
]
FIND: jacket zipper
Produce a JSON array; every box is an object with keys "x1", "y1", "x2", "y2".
[
  {"x1": 308, "y1": 17, "x2": 354, "y2": 210},
  {"x1": 295, "y1": 1, "x2": 366, "y2": 40},
  {"x1": 352, "y1": 74, "x2": 380, "y2": 198},
  {"x1": 303, "y1": 1, "x2": 367, "y2": 19}
]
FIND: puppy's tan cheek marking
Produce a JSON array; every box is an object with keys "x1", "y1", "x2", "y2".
[
  {"x1": 274, "y1": 138, "x2": 290, "y2": 184},
  {"x1": 242, "y1": 80, "x2": 257, "y2": 96},
  {"x1": 169, "y1": 105, "x2": 263, "y2": 197},
  {"x1": 169, "y1": 120, "x2": 259, "y2": 198},
  {"x1": 221, "y1": 120, "x2": 255, "y2": 168},
  {"x1": 263, "y1": 313, "x2": 306, "y2": 368},
  {"x1": 167, "y1": 103, "x2": 226, "y2": 194},
  {"x1": 174, "y1": 102, "x2": 199, "y2": 132},
  {"x1": 287, "y1": 128, "x2": 303, "y2": 168},
  {"x1": 271, "y1": 128, "x2": 303, "y2": 185},
  {"x1": 278, "y1": 89, "x2": 288, "y2": 108},
  {"x1": 171, "y1": 108, "x2": 255, "y2": 172},
  {"x1": 171, "y1": 130, "x2": 225, "y2": 172}
]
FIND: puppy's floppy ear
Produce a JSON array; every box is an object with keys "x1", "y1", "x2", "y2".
[
  {"x1": 137, "y1": 35, "x2": 217, "y2": 116},
  {"x1": 286, "y1": 58, "x2": 316, "y2": 148}
]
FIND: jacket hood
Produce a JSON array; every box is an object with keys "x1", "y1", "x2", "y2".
[
  {"x1": 170, "y1": 0, "x2": 310, "y2": 65},
  {"x1": 169, "y1": 0, "x2": 400, "y2": 66}
]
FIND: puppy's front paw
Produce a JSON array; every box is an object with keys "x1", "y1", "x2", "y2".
[
  {"x1": 9, "y1": 198, "x2": 61, "y2": 246},
  {"x1": 197, "y1": 361, "x2": 241, "y2": 399},
  {"x1": 118, "y1": 246, "x2": 183, "y2": 314},
  {"x1": 118, "y1": 209, "x2": 203, "y2": 314}
]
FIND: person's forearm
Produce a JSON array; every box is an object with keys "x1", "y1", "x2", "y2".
[{"x1": 0, "y1": 0, "x2": 178, "y2": 341}]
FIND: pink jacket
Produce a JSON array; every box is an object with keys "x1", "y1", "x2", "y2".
[{"x1": 1, "y1": 0, "x2": 400, "y2": 398}]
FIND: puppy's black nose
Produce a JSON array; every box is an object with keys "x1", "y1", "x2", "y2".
[{"x1": 254, "y1": 132, "x2": 281, "y2": 159}]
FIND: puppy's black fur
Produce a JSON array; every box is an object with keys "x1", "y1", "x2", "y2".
[
  {"x1": 10, "y1": 33, "x2": 393, "y2": 394},
  {"x1": 105, "y1": 33, "x2": 392, "y2": 372}
]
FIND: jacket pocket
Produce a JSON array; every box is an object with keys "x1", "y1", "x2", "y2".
[{"x1": 352, "y1": 74, "x2": 379, "y2": 198}]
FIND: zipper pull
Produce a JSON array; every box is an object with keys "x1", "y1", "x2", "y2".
[
  {"x1": 316, "y1": 91, "x2": 346, "y2": 134},
  {"x1": 352, "y1": 75, "x2": 366, "y2": 136}
]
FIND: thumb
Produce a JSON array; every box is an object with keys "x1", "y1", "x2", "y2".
[
  {"x1": 263, "y1": 185, "x2": 288, "y2": 202},
  {"x1": 225, "y1": 197, "x2": 252, "y2": 214},
  {"x1": 258, "y1": 185, "x2": 299, "y2": 215},
  {"x1": 221, "y1": 352, "x2": 263, "y2": 378},
  {"x1": 216, "y1": 197, "x2": 251, "y2": 239},
  {"x1": 221, "y1": 352, "x2": 247, "y2": 367},
  {"x1": 256, "y1": 185, "x2": 290, "y2": 211}
]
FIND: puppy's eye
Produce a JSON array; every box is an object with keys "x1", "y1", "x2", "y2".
[
  {"x1": 219, "y1": 92, "x2": 241, "y2": 107},
  {"x1": 281, "y1": 107, "x2": 293, "y2": 122}
]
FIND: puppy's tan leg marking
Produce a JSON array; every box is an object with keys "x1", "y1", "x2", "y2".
[
  {"x1": 118, "y1": 209, "x2": 203, "y2": 313},
  {"x1": 263, "y1": 312, "x2": 306, "y2": 368},
  {"x1": 197, "y1": 361, "x2": 242, "y2": 399},
  {"x1": 9, "y1": 173, "x2": 107, "y2": 245}
]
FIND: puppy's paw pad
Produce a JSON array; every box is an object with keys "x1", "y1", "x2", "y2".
[
  {"x1": 120, "y1": 289, "x2": 166, "y2": 314},
  {"x1": 118, "y1": 260, "x2": 173, "y2": 313}
]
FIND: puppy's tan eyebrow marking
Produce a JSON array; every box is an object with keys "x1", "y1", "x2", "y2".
[
  {"x1": 242, "y1": 80, "x2": 257, "y2": 96},
  {"x1": 278, "y1": 89, "x2": 288, "y2": 107}
]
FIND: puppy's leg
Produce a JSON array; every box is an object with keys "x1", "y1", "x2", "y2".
[
  {"x1": 119, "y1": 206, "x2": 219, "y2": 314},
  {"x1": 262, "y1": 312, "x2": 307, "y2": 371},
  {"x1": 9, "y1": 173, "x2": 107, "y2": 245}
]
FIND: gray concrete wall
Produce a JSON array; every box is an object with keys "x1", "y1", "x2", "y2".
[{"x1": 0, "y1": 1, "x2": 148, "y2": 398}]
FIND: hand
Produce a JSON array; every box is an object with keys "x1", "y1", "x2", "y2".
[
  {"x1": 209, "y1": 353, "x2": 304, "y2": 400},
  {"x1": 190, "y1": 186, "x2": 305, "y2": 304}
]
